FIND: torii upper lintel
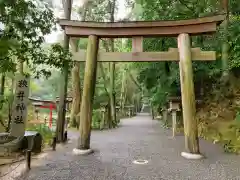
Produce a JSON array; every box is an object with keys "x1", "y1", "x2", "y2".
[{"x1": 58, "y1": 14, "x2": 225, "y2": 38}]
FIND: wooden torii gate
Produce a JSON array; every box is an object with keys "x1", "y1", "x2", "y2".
[{"x1": 58, "y1": 14, "x2": 225, "y2": 159}]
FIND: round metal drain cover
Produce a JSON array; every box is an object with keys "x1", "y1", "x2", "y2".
[{"x1": 132, "y1": 159, "x2": 149, "y2": 165}]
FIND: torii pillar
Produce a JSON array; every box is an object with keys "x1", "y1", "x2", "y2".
[
  {"x1": 73, "y1": 35, "x2": 99, "y2": 155},
  {"x1": 178, "y1": 34, "x2": 202, "y2": 159}
]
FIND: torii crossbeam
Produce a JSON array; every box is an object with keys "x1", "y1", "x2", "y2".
[
  {"x1": 72, "y1": 48, "x2": 216, "y2": 62},
  {"x1": 59, "y1": 14, "x2": 224, "y2": 37}
]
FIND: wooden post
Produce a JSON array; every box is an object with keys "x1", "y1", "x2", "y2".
[
  {"x1": 178, "y1": 34, "x2": 201, "y2": 158},
  {"x1": 76, "y1": 35, "x2": 99, "y2": 151},
  {"x1": 128, "y1": 107, "x2": 131, "y2": 118},
  {"x1": 52, "y1": 137, "x2": 57, "y2": 151},
  {"x1": 161, "y1": 107, "x2": 168, "y2": 126},
  {"x1": 132, "y1": 36, "x2": 143, "y2": 52},
  {"x1": 26, "y1": 150, "x2": 31, "y2": 170},
  {"x1": 169, "y1": 99, "x2": 180, "y2": 137}
]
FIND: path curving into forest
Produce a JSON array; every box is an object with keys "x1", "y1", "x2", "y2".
[{"x1": 15, "y1": 113, "x2": 240, "y2": 180}]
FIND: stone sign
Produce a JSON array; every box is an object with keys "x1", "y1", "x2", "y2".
[{"x1": 9, "y1": 74, "x2": 30, "y2": 137}]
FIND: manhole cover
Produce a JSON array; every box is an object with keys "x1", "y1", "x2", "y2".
[{"x1": 132, "y1": 159, "x2": 149, "y2": 165}]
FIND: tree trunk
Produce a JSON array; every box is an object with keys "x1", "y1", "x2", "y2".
[
  {"x1": 151, "y1": 105, "x2": 154, "y2": 120},
  {"x1": 101, "y1": 40, "x2": 116, "y2": 126},
  {"x1": 109, "y1": 0, "x2": 117, "y2": 126},
  {"x1": 70, "y1": 62, "x2": 81, "y2": 128},
  {"x1": 0, "y1": 74, "x2": 5, "y2": 96},
  {"x1": 77, "y1": 35, "x2": 99, "y2": 150},
  {"x1": 0, "y1": 74, "x2": 5, "y2": 131},
  {"x1": 19, "y1": 61, "x2": 24, "y2": 75},
  {"x1": 0, "y1": 74, "x2": 5, "y2": 110},
  {"x1": 56, "y1": 37, "x2": 70, "y2": 142},
  {"x1": 69, "y1": 7, "x2": 87, "y2": 129},
  {"x1": 178, "y1": 33, "x2": 200, "y2": 154},
  {"x1": 100, "y1": 108, "x2": 105, "y2": 130},
  {"x1": 120, "y1": 70, "x2": 126, "y2": 115},
  {"x1": 122, "y1": 91, "x2": 127, "y2": 116},
  {"x1": 56, "y1": 0, "x2": 72, "y2": 142},
  {"x1": 7, "y1": 77, "x2": 15, "y2": 132},
  {"x1": 162, "y1": 108, "x2": 168, "y2": 126},
  {"x1": 110, "y1": 61, "x2": 116, "y2": 125},
  {"x1": 99, "y1": 63, "x2": 110, "y2": 96},
  {"x1": 107, "y1": 102, "x2": 112, "y2": 129},
  {"x1": 221, "y1": 0, "x2": 229, "y2": 82}
]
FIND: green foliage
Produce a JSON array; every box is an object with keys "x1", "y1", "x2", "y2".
[
  {"x1": 0, "y1": 88, "x2": 14, "y2": 132},
  {"x1": 91, "y1": 109, "x2": 102, "y2": 129},
  {"x1": 74, "y1": 0, "x2": 137, "y2": 130},
  {"x1": 221, "y1": 120, "x2": 240, "y2": 153},
  {"x1": 0, "y1": 0, "x2": 56, "y2": 72},
  {"x1": 0, "y1": 0, "x2": 72, "y2": 79},
  {"x1": 31, "y1": 70, "x2": 61, "y2": 100},
  {"x1": 34, "y1": 43, "x2": 73, "y2": 78},
  {"x1": 228, "y1": 15, "x2": 240, "y2": 70},
  {"x1": 128, "y1": 0, "x2": 240, "y2": 110},
  {"x1": 26, "y1": 124, "x2": 53, "y2": 146}
]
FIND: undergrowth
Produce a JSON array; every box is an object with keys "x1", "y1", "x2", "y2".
[
  {"x1": 197, "y1": 76, "x2": 240, "y2": 153},
  {"x1": 91, "y1": 109, "x2": 121, "y2": 130},
  {"x1": 26, "y1": 124, "x2": 53, "y2": 147}
]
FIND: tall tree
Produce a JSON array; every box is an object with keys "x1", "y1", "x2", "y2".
[
  {"x1": 109, "y1": 0, "x2": 117, "y2": 127},
  {"x1": 69, "y1": 5, "x2": 88, "y2": 128},
  {"x1": 221, "y1": 0, "x2": 229, "y2": 82},
  {"x1": 56, "y1": 0, "x2": 73, "y2": 142}
]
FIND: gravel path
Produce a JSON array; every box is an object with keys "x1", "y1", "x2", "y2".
[{"x1": 13, "y1": 113, "x2": 240, "y2": 179}]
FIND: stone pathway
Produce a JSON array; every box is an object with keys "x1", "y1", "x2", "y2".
[{"x1": 5, "y1": 113, "x2": 240, "y2": 179}]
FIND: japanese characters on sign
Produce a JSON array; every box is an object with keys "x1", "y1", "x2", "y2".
[{"x1": 9, "y1": 74, "x2": 30, "y2": 137}]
